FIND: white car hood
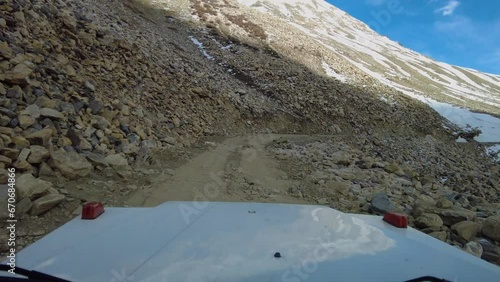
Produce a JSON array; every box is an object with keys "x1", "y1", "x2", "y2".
[{"x1": 3, "y1": 202, "x2": 500, "y2": 282}]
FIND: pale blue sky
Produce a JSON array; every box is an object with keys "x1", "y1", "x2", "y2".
[{"x1": 328, "y1": 0, "x2": 500, "y2": 74}]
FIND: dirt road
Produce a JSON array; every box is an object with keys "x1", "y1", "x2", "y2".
[{"x1": 126, "y1": 135, "x2": 310, "y2": 207}]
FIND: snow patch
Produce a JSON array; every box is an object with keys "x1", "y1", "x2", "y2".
[
  {"x1": 188, "y1": 36, "x2": 214, "y2": 60},
  {"x1": 211, "y1": 37, "x2": 233, "y2": 50},
  {"x1": 339, "y1": 53, "x2": 500, "y2": 142},
  {"x1": 425, "y1": 99, "x2": 500, "y2": 143},
  {"x1": 321, "y1": 61, "x2": 347, "y2": 82},
  {"x1": 486, "y1": 144, "x2": 500, "y2": 162}
]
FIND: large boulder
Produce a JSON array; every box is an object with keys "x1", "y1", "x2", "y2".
[
  {"x1": 51, "y1": 149, "x2": 92, "y2": 179},
  {"x1": 413, "y1": 200, "x2": 476, "y2": 226},
  {"x1": 16, "y1": 197, "x2": 32, "y2": 215},
  {"x1": 40, "y1": 108, "x2": 64, "y2": 119},
  {"x1": 451, "y1": 221, "x2": 481, "y2": 241},
  {"x1": 4, "y1": 63, "x2": 32, "y2": 85},
  {"x1": 463, "y1": 241, "x2": 483, "y2": 258},
  {"x1": 29, "y1": 193, "x2": 65, "y2": 215},
  {"x1": 415, "y1": 213, "x2": 443, "y2": 229},
  {"x1": 82, "y1": 151, "x2": 109, "y2": 168},
  {"x1": 25, "y1": 128, "x2": 53, "y2": 146},
  {"x1": 370, "y1": 193, "x2": 394, "y2": 214},
  {"x1": 27, "y1": 145, "x2": 50, "y2": 164},
  {"x1": 104, "y1": 154, "x2": 130, "y2": 171},
  {"x1": 476, "y1": 238, "x2": 500, "y2": 264},
  {"x1": 16, "y1": 174, "x2": 52, "y2": 200},
  {"x1": 482, "y1": 215, "x2": 500, "y2": 242}
]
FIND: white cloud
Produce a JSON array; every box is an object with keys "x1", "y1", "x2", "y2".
[
  {"x1": 434, "y1": 16, "x2": 470, "y2": 33},
  {"x1": 435, "y1": 0, "x2": 460, "y2": 16}
]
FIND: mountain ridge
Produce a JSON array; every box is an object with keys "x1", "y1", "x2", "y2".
[{"x1": 160, "y1": 0, "x2": 500, "y2": 116}]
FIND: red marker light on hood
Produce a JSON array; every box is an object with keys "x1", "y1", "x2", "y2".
[
  {"x1": 82, "y1": 202, "x2": 105, "y2": 220},
  {"x1": 383, "y1": 212, "x2": 408, "y2": 228}
]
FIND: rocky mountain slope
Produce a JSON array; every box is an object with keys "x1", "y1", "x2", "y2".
[
  {"x1": 159, "y1": 0, "x2": 500, "y2": 144},
  {"x1": 173, "y1": 0, "x2": 500, "y2": 115},
  {"x1": 0, "y1": 0, "x2": 499, "y2": 266},
  {"x1": 240, "y1": 0, "x2": 500, "y2": 114}
]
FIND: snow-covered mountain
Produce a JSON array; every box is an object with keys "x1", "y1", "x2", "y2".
[
  {"x1": 235, "y1": 0, "x2": 500, "y2": 113},
  {"x1": 155, "y1": 0, "x2": 500, "y2": 142}
]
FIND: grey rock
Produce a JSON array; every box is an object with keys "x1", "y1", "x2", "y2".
[
  {"x1": 476, "y1": 238, "x2": 500, "y2": 263},
  {"x1": 127, "y1": 133, "x2": 141, "y2": 144},
  {"x1": 0, "y1": 148, "x2": 20, "y2": 160},
  {"x1": 19, "y1": 115, "x2": 36, "y2": 129},
  {"x1": 451, "y1": 221, "x2": 481, "y2": 241},
  {"x1": 436, "y1": 198, "x2": 453, "y2": 209},
  {"x1": 333, "y1": 169, "x2": 357, "y2": 181},
  {"x1": 236, "y1": 89, "x2": 247, "y2": 95},
  {"x1": 120, "y1": 123, "x2": 130, "y2": 134},
  {"x1": 51, "y1": 149, "x2": 92, "y2": 179},
  {"x1": 415, "y1": 213, "x2": 444, "y2": 228},
  {"x1": 135, "y1": 108, "x2": 145, "y2": 118},
  {"x1": 79, "y1": 138, "x2": 93, "y2": 151},
  {"x1": 82, "y1": 151, "x2": 108, "y2": 167},
  {"x1": 162, "y1": 136, "x2": 177, "y2": 145},
  {"x1": 27, "y1": 145, "x2": 49, "y2": 164},
  {"x1": 29, "y1": 193, "x2": 65, "y2": 215},
  {"x1": 117, "y1": 169, "x2": 132, "y2": 178},
  {"x1": 38, "y1": 162, "x2": 55, "y2": 177},
  {"x1": 40, "y1": 118, "x2": 54, "y2": 128},
  {"x1": 16, "y1": 173, "x2": 52, "y2": 200},
  {"x1": 0, "y1": 108, "x2": 16, "y2": 118},
  {"x1": 89, "y1": 99, "x2": 104, "y2": 114},
  {"x1": 13, "y1": 159, "x2": 33, "y2": 171},
  {"x1": 326, "y1": 180, "x2": 350, "y2": 196},
  {"x1": 40, "y1": 108, "x2": 64, "y2": 119},
  {"x1": 463, "y1": 241, "x2": 483, "y2": 258},
  {"x1": 414, "y1": 201, "x2": 476, "y2": 226},
  {"x1": 18, "y1": 148, "x2": 31, "y2": 161},
  {"x1": 104, "y1": 154, "x2": 130, "y2": 171},
  {"x1": 317, "y1": 198, "x2": 329, "y2": 205},
  {"x1": 6, "y1": 88, "x2": 22, "y2": 99},
  {"x1": 172, "y1": 117, "x2": 181, "y2": 128},
  {"x1": 438, "y1": 208, "x2": 477, "y2": 226},
  {"x1": 92, "y1": 115, "x2": 110, "y2": 129},
  {"x1": 85, "y1": 81, "x2": 95, "y2": 91},
  {"x1": 0, "y1": 155, "x2": 12, "y2": 165},
  {"x1": 22, "y1": 104, "x2": 41, "y2": 118},
  {"x1": 370, "y1": 193, "x2": 394, "y2": 214},
  {"x1": 384, "y1": 162, "x2": 401, "y2": 173},
  {"x1": 25, "y1": 128, "x2": 53, "y2": 146},
  {"x1": 122, "y1": 143, "x2": 140, "y2": 155},
  {"x1": 330, "y1": 151, "x2": 352, "y2": 166},
  {"x1": 17, "y1": 197, "x2": 32, "y2": 215},
  {"x1": 482, "y1": 215, "x2": 500, "y2": 242},
  {"x1": 121, "y1": 105, "x2": 130, "y2": 116},
  {"x1": 429, "y1": 231, "x2": 448, "y2": 242},
  {"x1": 59, "y1": 102, "x2": 75, "y2": 114}
]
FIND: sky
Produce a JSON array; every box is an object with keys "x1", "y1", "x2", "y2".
[{"x1": 327, "y1": 0, "x2": 500, "y2": 75}]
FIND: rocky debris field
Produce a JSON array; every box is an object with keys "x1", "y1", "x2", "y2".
[
  {"x1": 0, "y1": 0, "x2": 445, "y2": 218},
  {"x1": 0, "y1": 0, "x2": 499, "y2": 267},
  {"x1": 0, "y1": 0, "x2": 254, "y2": 218},
  {"x1": 2, "y1": 134, "x2": 499, "y2": 266},
  {"x1": 266, "y1": 134, "x2": 500, "y2": 264}
]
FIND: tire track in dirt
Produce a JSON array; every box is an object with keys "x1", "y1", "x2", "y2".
[{"x1": 126, "y1": 135, "x2": 308, "y2": 207}]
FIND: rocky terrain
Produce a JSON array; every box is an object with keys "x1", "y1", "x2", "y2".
[{"x1": 0, "y1": 0, "x2": 499, "y2": 267}]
